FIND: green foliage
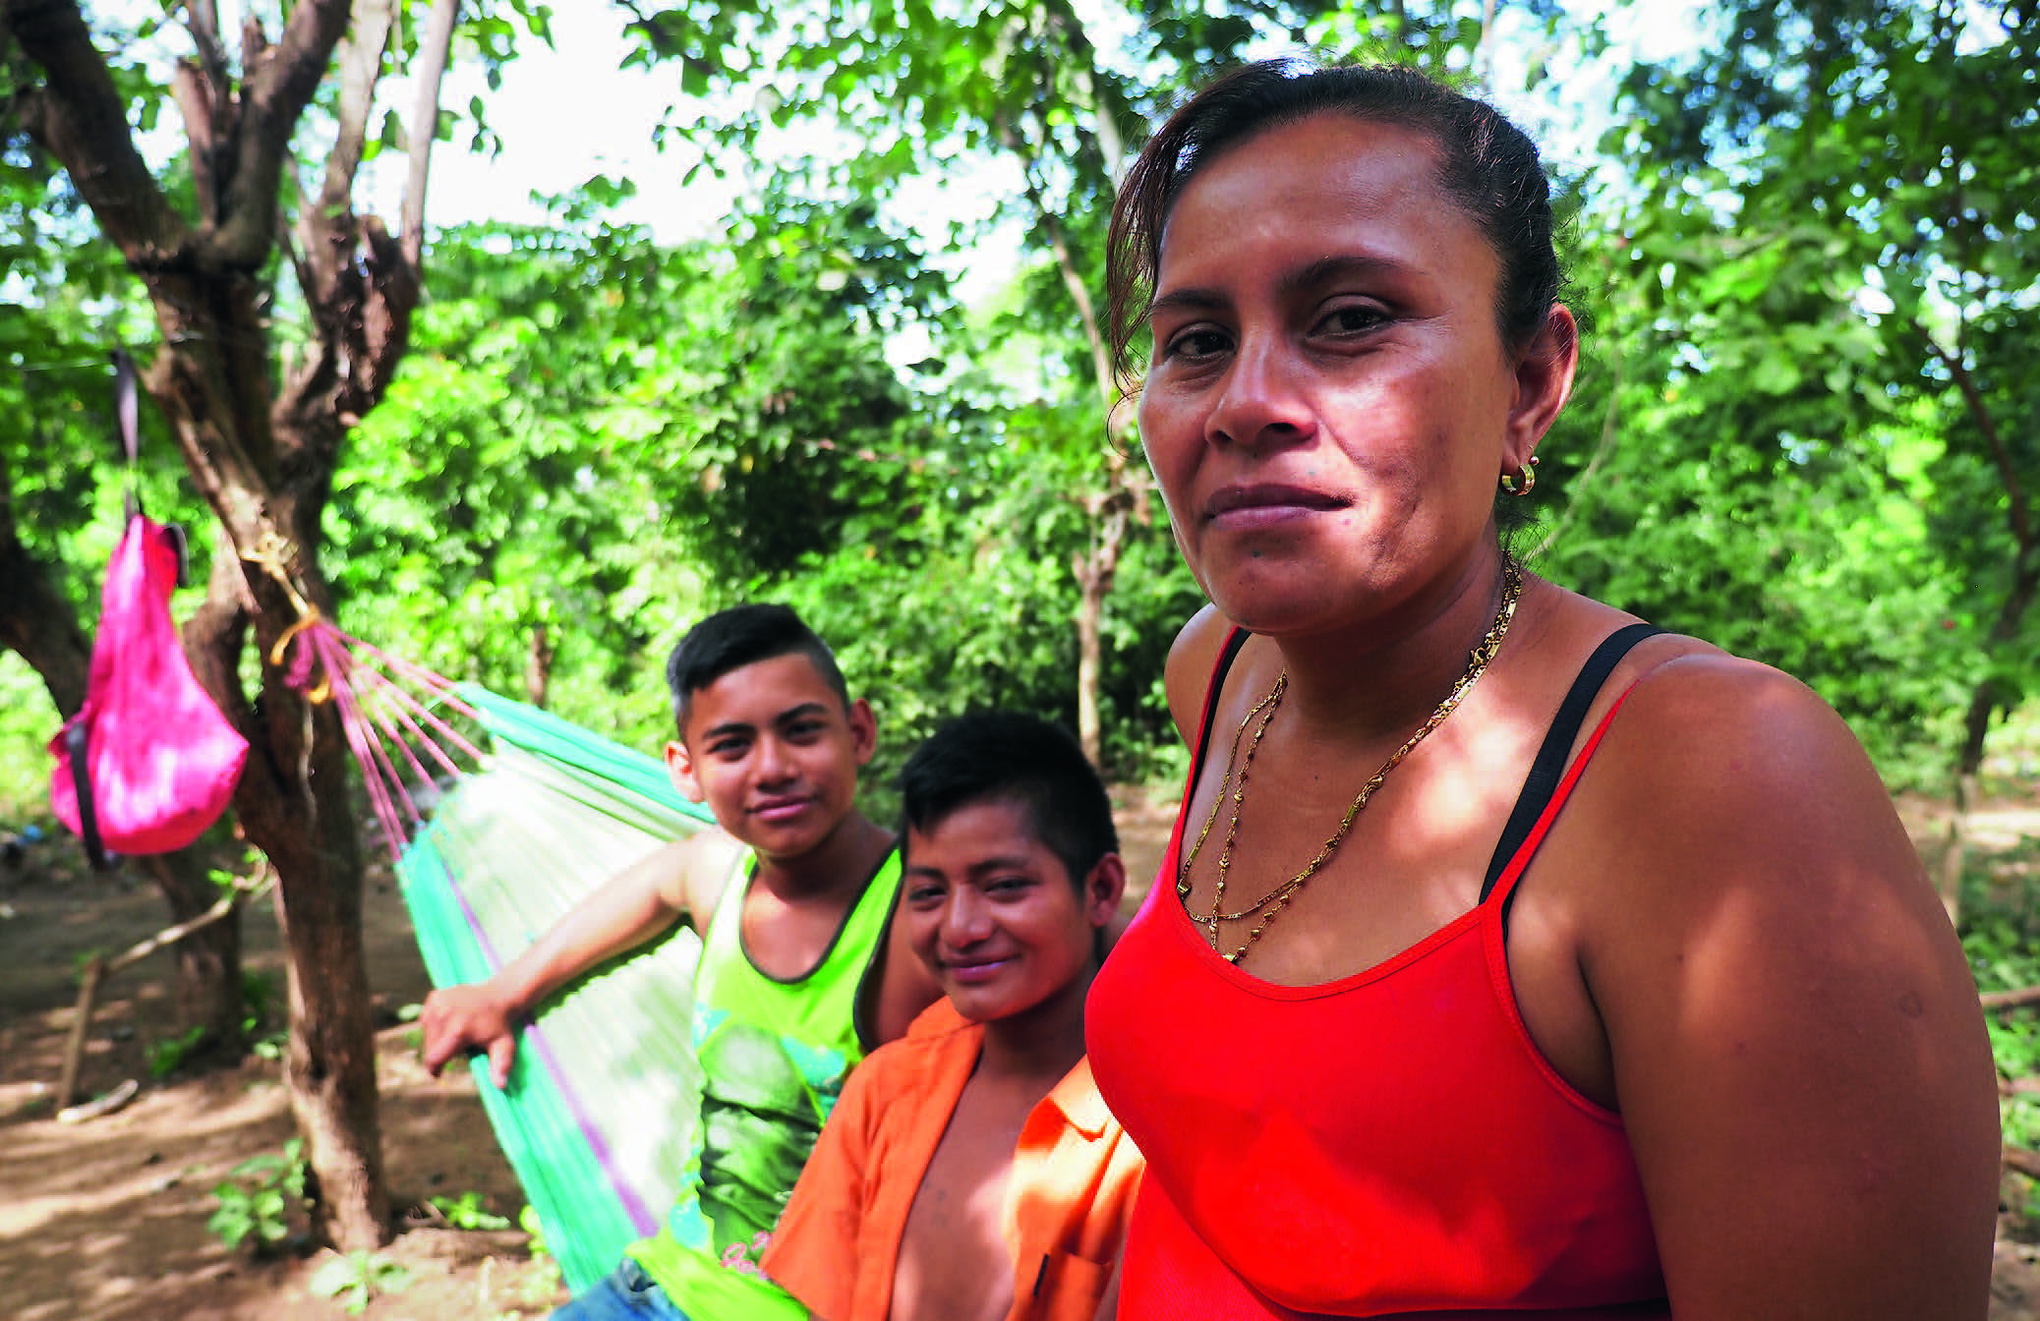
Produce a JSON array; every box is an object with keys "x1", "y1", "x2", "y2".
[
  {"x1": 0, "y1": 654, "x2": 57, "y2": 816},
  {"x1": 148, "y1": 1025, "x2": 207, "y2": 1079},
  {"x1": 1965, "y1": 915, "x2": 2040, "y2": 1148},
  {"x1": 516, "y1": 1201, "x2": 566, "y2": 1300},
  {"x1": 334, "y1": 201, "x2": 696, "y2": 705},
  {"x1": 241, "y1": 969, "x2": 277, "y2": 1036},
  {"x1": 518, "y1": 1201, "x2": 549, "y2": 1258},
  {"x1": 353, "y1": 179, "x2": 1204, "y2": 777},
  {"x1": 1568, "y1": 0, "x2": 2040, "y2": 784},
  {"x1": 309, "y1": 1250, "x2": 414, "y2": 1314},
  {"x1": 610, "y1": 0, "x2": 1552, "y2": 773},
  {"x1": 208, "y1": 1139, "x2": 308, "y2": 1255},
  {"x1": 243, "y1": 969, "x2": 288, "y2": 1061},
  {"x1": 432, "y1": 1190, "x2": 512, "y2": 1230},
  {"x1": 764, "y1": 408, "x2": 1204, "y2": 795}
]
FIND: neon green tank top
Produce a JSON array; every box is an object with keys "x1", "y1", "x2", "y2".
[{"x1": 628, "y1": 845, "x2": 900, "y2": 1319}]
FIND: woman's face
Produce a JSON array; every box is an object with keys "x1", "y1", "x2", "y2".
[{"x1": 1138, "y1": 113, "x2": 1570, "y2": 638}]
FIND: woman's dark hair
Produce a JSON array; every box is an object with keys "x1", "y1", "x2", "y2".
[{"x1": 1105, "y1": 60, "x2": 1565, "y2": 393}]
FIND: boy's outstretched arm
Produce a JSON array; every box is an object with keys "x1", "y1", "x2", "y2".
[{"x1": 420, "y1": 831, "x2": 746, "y2": 1086}]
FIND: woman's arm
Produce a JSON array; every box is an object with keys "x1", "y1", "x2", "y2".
[{"x1": 1578, "y1": 655, "x2": 2000, "y2": 1319}]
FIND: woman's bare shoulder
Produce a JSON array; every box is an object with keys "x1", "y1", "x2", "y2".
[
  {"x1": 1602, "y1": 645, "x2": 1859, "y2": 784},
  {"x1": 1163, "y1": 604, "x2": 1237, "y2": 745}
]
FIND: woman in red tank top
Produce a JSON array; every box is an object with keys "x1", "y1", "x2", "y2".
[{"x1": 1083, "y1": 62, "x2": 2000, "y2": 1320}]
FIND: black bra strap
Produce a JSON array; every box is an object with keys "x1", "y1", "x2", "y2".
[
  {"x1": 1189, "y1": 628, "x2": 1252, "y2": 780},
  {"x1": 1479, "y1": 622, "x2": 1664, "y2": 902}
]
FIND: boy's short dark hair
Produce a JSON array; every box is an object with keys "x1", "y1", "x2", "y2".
[
  {"x1": 898, "y1": 712, "x2": 1119, "y2": 889},
  {"x1": 665, "y1": 604, "x2": 850, "y2": 731}
]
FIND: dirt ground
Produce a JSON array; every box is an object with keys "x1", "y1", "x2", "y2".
[
  {"x1": 0, "y1": 786, "x2": 1177, "y2": 1321},
  {"x1": 0, "y1": 839, "x2": 562, "y2": 1320},
  {"x1": 3, "y1": 785, "x2": 2039, "y2": 1319}
]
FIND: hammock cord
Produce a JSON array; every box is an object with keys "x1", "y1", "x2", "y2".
[
  {"x1": 274, "y1": 617, "x2": 485, "y2": 861},
  {"x1": 268, "y1": 621, "x2": 715, "y2": 1294}
]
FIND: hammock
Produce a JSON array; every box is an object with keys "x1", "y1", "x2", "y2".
[{"x1": 274, "y1": 618, "x2": 712, "y2": 1294}]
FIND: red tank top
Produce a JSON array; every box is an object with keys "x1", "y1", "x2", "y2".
[{"x1": 1086, "y1": 628, "x2": 1669, "y2": 1319}]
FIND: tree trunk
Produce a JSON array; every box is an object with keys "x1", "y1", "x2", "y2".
[
  {"x1": 259, "y1": 707, "x2": 387, "y2": 1250},
  {"x1": 1939, "y1": 543, "x2": 2040, "y2": 927},
  {"x1": 525, "y1": 622, "x2": 554, "y2": 707},
  {"x1": 172, "y1": 375, "x2": 393, "y2": 1253},
  {"x1": 1000, "y1": 94, "x2": 1148, "y2": 769},
  {"x1": 1937, "y1": 766, "x2": 1976, "y2": 927},
  {"x1": 1071, "y1": 498, "x2": 1130, "y2": 768},
  {"x1": 1921, "y1": 333, "x2": 2034, "y2": 928},
  {"x1": 0, "y1": 522, "x2": 91, "y2": 713}
]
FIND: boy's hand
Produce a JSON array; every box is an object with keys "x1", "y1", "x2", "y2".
[{"x1": 420, "y1": 982, "x2": 522, "y2": 1088}]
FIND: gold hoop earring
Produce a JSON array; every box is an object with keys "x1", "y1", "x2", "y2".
[{"x1": 1500, "y1": 455, "x2": 1539, "y2": 497}]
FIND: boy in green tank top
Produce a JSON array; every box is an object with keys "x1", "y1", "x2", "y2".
[{"x1": 421, "y1": 604, "x2": 941, "y2": 1320}]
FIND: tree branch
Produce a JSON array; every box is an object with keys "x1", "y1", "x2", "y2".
[
  {"x1": 181, "y1": 0, "x2": 231, "y2": 93},
  {"x1": 177, "y1": 0, "x2": 233, "y2": 200},
  {"x1": 997, "y1": 112, "x2": 1117, "y2": 424},
  {"x1": 314, "y1": 0, "x2": 394, "y2": 229},
  {"x1": 1984, "y1": 984, "x2": 2040, "y2": 1013},
  {"x1": 1923, "y1": 327, "x2": 2029, "y2": 552},
  {"x1": 168, "y1": 59, "x2": 221, "y2": 227},
  {"x1": 401, "y1": 0, "x2": 462, "y2": 270},
  {"x1": 1037, "y1": 0, "x2": 1122, "y2": 182},
  {"x1": 1, "y1": 0, "x2": 189, "y2": 259},
  {"x1": 210, "y1": 0, "x2": 352, "y2": 265}
]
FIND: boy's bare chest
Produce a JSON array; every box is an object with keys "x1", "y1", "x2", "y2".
[
  {"x1": 738, "y1": 889, "x2": 854, "y2": 981},
  {"x1": 891, "y1": 1079, "x2": 1032, "y2": 1321}
]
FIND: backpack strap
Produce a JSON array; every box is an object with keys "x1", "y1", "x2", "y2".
[
  {"x1": 111, "y1": 351, "x2": 188, "y2": 585},
  {"x1": 114, "y1": 349, "x2": 141, "y2": 523},
  {"x1": 64, "y1": 722, "x2": 112, "y2": 871}
]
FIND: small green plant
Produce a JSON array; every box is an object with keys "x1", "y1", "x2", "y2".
[
  {"x1": 309, "y1": 1249, "x2": 412, "y2": 1314},
  {"x1": 518, "y1": 1202, "x2": 549, "y2": 1257},
  {"x1": 1962, "y1": 914, "x2": 2040, "y2": 1148},
  {"x1": 396, "y1": 1001, "x2": 427, "y2": 1054},
  {"x1": 240, "y1": 968, "x2": 276, "y2": 1035},
  {"x1": 432, "y1": 1191, "x2": 511, "y2": 1230},
  {"x1": 518, "y1": 1203, "x2": 564, "y2": 1302},
  {"x1": 207, "y1": 854, "x2": 250, "y2": 898},
  {"x1": 148, "y1": 1025, "x2": 208, "y2": 1078},
  {"x1": 207, "y1": 1137, "x2": 306, "y2": 1253}
]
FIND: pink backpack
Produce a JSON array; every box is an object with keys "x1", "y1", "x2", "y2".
[{"x1": 48, "y1": 355, "x2": 247, "y2": 864}]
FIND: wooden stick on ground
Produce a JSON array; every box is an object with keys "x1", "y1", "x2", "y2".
[
  {"x1": 1983, "y1": 985, "x2": 2040, "y2": 1013},
  {"x1": 2006, "y1": 1146, "x2": 2040, "y2": 1181},
  {"x1": 55, "y1": 865, "x2": 275, "y2": 1108}
]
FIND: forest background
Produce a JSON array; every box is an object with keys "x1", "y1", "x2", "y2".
[{"x1": 3, "y1": 0, "x2": 2038, "y2": 1272}]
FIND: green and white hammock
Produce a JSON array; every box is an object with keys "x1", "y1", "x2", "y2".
[{"x1": 277, "y1": 620, "x2": 710, "y2": 1293}]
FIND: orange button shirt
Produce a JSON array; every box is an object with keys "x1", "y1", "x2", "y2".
[{"x1": 762, "y1": 999, "x2": 1144, "y2": 1321}]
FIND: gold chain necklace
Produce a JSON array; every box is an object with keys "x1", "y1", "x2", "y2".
[{"x1": 1176, "y1": 558, "x2": 1525, "y2": 965}]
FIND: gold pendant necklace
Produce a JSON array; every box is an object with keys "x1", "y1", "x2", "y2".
[{"x1": 1176, "y1": 558, "x2": 1525, "y2": 965}]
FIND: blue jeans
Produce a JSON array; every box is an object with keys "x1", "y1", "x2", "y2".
[{"x1": 549, "y1": 1259, "x2": 692, "y2": 1321}]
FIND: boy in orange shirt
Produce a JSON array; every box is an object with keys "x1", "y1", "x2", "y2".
[{"x1": 763, "y1": 712, "x2": 1141, "y2": 1321}]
